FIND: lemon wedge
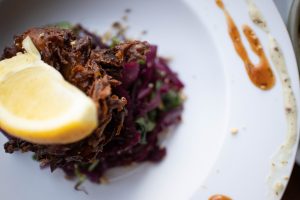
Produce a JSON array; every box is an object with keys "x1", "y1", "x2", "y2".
[{"x1": 0, "y1": 36, "x2": 98, "y2": 144}]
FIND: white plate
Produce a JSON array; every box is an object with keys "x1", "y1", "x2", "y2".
[{"x1": 0, "y1": 0, "x2": 299, "y2": 200}]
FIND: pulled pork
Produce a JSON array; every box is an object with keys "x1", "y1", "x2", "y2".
[{"x1": 3, "y1": 27, "x2": 149, "y2": 171}]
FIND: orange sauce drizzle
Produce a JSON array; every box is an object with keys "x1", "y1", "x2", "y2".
[
  {"x1": 209, "y1": 194, "x2": 232, "y2": 200},
  {"x1": 216, "y1": 0, "x2": 275, "y2": 90}
]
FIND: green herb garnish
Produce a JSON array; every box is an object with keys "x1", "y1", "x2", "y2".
[
  {"x1": 162, "y1": 90, "x2": 182, "y2": 110},
  {"x1": 53, "y1": 21, "x2": 73, "y2": 29},
  {"x1": 110, "y1": 36, "x2": 120, "y2": 48},
  {"x1": 74, "y1": 165, "x2": 88, "y2": 194},
  {"x1": 88, "y1": 160, "x2": 100, "y2": 172},
  {"x1": 155, "y1": 80, "x2": 163, "y2": 90},
  {"x1": 138, "y1": 59, "x2": 146, "y2": 65},
  {"x1": 32, "y1": 154, "x2": 37, "y2": 160},
  {"x1": 136, "y1": 117, "x2": 156, "y2": 144}
]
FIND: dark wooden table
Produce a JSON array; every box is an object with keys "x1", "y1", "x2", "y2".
[{"x1": 282, "y1": 164, "x2": 300, "y2": 200}]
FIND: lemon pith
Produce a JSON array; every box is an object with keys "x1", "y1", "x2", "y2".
[{"x1": 0, "y1": 37, "x2": 98, "y2": 144}]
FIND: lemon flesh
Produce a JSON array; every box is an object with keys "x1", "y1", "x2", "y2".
[{"x1": 0, "y1": 37, "x2": 98, "y2": 144}]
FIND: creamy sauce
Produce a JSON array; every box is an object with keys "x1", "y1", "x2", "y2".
[
  {"x1": 216, "y1": 0, "x2": 275, "y2": 90},
  {"x1": 209, "y1": 194, "x2": 232, "y2": 200},
  {"x1": 246, "y1": 0, "x2": 298, "y2": 198},
  {"x1": 246, "y1": 0, "x2": 269, "y2": 33}
]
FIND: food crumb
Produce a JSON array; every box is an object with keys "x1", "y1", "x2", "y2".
[
  {"x1": 180, "y1": 92, "x2": 187, "y2": 101},
  {"x1": 112, "y1": 21, "x2": 122, "y2": 29},
  {"x1": 102, "y1": 31, "x2": 112, "y2": 43},
  {"x1": 125, "y1": 8, "x2": 131, "y2": 13},
  {"x1": 281, "y1": 160, "x2": 288, "y2": 165},
  {"x1": 273, "y1": 182, "x2": 284, "y2": 196},
  {"x1": 230, "y1": 128, "x2": 239, "y2": 135}
]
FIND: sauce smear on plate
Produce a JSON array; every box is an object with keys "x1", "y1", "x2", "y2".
[
  {"x1": 216, "y1": 0, "x2": 275, "y2": 90},
  {"x1": 209, "y1": 194, "x2": 232, "y2": 200},
  {"x1": 246, "y1": 0, "x2": 299, "y2": 198}
]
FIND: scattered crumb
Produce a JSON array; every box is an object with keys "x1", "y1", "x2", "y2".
[
  {"x1": 101, "y1": 20, "x2": 129, "y2": 44},
  {"x1": 281, "y1": 160, "x2": 288, "y2": 165},
  {"x1": 125, "y1": 8, "x2": 131, "y2": 13},
  {"x1": 253, "y1": 18, "x2": 263, "y2": 25},
  {"x1": 273, "y1": 182, "x2": 284, "y2": 196},
  {"x1": 284, "y1": 176, "x2": 289, "y2": 181},
  {"x1": 112, "y1": 21, "x2": 129, "y2": 37},
  {"x1": 112, "y1": 21, "x2": 122, "y2": 29},
  {"x1": 180, "y1": 92, "x2": 187, "y2": 102},
  {"x1": 99, "y1": 176, "x2": 109, "y2": 184},
  {"x1": 230, "y1": 128, "x2": 239, "y2": 135},
  {"x1": 102, "y1": 31, "x2": 112, "y2": 43}
]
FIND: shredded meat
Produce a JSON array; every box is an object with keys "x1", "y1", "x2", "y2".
[{"x1": 2, "y1": 27, "x2": 149, "y2": 170}]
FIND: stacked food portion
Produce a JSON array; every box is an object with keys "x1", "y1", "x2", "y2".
[{"x1": 0, "y1": 25, "x2": 184, "y2": 186}]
